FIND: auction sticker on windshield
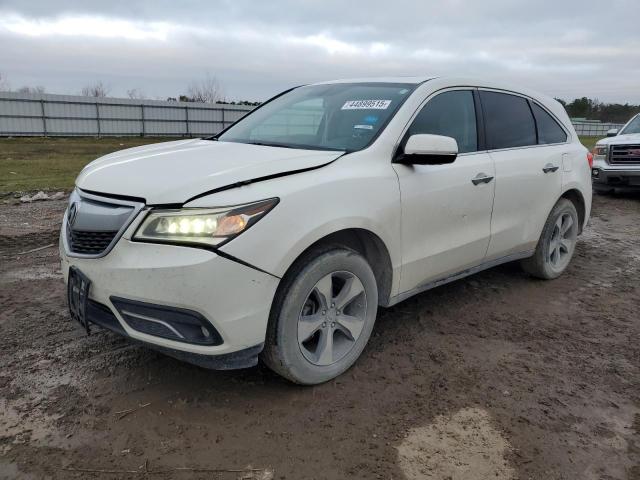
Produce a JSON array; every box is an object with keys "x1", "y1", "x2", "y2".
[{"x1": 342, "y1": 100, "x2": 391, "y2": 110}]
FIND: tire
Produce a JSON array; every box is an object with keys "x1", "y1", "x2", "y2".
[
  {"x1": 521, "y1": 198, "x2": 579, "y2": 280},
  {"x1": 261, "y1": 247, "x2": 378, "y2": 385}
]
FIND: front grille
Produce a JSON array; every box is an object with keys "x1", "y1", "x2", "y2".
[
  {"x1": 609, "y1": 144, "x2": 640, "y2": 165},
  {"x1": 64, "y1": 189, "x2": 143, "y2": 258},
  {"x1": 67, "y1": 225, "x2": 118, "y2": 255}
]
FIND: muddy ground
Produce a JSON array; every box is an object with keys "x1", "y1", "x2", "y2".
[{"x1": 1, "y1": 193, "x2": 638, "y2": 480}]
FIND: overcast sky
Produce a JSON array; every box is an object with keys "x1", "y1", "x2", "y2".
[{"x1": 0, "y1": 0, "x2": 638, "y2": 103}]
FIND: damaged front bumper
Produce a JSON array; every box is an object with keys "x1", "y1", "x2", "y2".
[{"x1": 60, "y1": 231, "x2": 280, "y2": 370}]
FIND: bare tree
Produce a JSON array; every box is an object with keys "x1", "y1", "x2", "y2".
[
  {"x1": 186, "y1": 74, "x2": 224, "y2": 103},
  {"x1": 81, "y1": 81, "x2": 110, "y2": 98},
  {"x1": 127, "y1": 88, "x2": 146, "y2": 100},
  {"x1": 17, "y1": 85, "x2": 46, "y2": 94},
  {"x1": 0, "y1": 72, "x2": 10, "y2": 91}
]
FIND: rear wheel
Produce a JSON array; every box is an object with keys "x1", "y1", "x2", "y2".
[
  {"x1": 261, "y1": 248, "x2": 378, "y2": 385},
  {"x1": 521, "y1": 198, "x2": 579, "y2": 279}
]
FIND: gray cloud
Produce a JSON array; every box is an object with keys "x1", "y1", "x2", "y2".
[{"x1": 0, "y1": 0, "x2": 638, "y2": 102}]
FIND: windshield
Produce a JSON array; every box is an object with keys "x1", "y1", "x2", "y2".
[
  {"x1": 620, "y1": 115, "x2": 640, "y2": 135},
  {"x1": 217, "y1": 83, "x2": 416, "y2": 152}
]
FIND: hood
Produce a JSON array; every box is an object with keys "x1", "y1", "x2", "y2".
[
  {"x1": 596, "y1": 133, "x2": 640, "y2": 146},
  {"x1": 76, "y1": 139, "x2": 343, "y2": 204}
]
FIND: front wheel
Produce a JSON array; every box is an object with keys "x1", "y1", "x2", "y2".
[
  {"x1": 261, "y1": 248, "x2": 378, "y2": 385},
  {"x1": 521, "y1": 198, "x2": 579, "y2": 279}
]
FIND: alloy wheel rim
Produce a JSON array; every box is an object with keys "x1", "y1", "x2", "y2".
[
  {"x1": 297, "y1": 271, "x2": 367, "y2": 366},
  {"x1": 547, "y1": 212, "x2": 576, "y2": 270}
]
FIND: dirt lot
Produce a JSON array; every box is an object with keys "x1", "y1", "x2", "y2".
[{"x1": 1, "y1": 193, "x2": 638, "y2": 480}]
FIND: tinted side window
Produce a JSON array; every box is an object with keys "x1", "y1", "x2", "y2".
[
  {"x1": 532, "y1": 103, "x2": 567, "y2": 144},
  {"x1": 480, "y1": 91, "x2": 536, "y2": 149},
  {"x1": 407, "y1": 90, "x2": 477, "y2": 153}
]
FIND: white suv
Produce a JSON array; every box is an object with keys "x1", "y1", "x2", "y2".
[
  {"x1": 591, "y1": 113, "x2": 640, "y2": 192},
  {"x1": 60, "y1": 77, "x2": 592, "y2": 384}
]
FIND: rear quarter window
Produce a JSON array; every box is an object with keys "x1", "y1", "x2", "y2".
[
  {"x1": 480, "y1": 91, "x2": 537, "y2": 150},
  {"x1": 532, "y1": 103, "x2": 567, "y2": 144}
]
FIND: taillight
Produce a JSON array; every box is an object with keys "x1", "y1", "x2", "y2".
[{"x1": 587, "y1": 152, "x2": 593, "y2": 169}]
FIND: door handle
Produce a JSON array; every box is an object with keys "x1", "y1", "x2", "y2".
[
  {"x1": 471, "y1": 173, "x2": 494, "y2": 185},
  {"x1": 542, "y1": 163, "x2": 560, "y2": 173}
]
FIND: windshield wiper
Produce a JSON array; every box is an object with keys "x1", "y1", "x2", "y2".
[
  {"x1": 247, "y1": 141, "x2": 346, "y2": 152},
  {"x1": 245, "y1": 141, "x2": 297, "y2": 149},
  {"x1": 217, "y1": 139, "x2": 345, "y2": 152}
]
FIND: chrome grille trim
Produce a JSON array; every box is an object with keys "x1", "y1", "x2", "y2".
[
  {"x1": 62, "y1": 189, "x2": 145, "y2": 259},
  {"x1": 608, "y1": 144, "x2": 640, "y2": 166}
]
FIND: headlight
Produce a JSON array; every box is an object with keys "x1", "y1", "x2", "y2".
[
  {"x1": 133, "y1": 198, "x2": 278, "y2": 248},
  {"x1": 592, "y1": 144, "x2": 608, "y2": 156}
]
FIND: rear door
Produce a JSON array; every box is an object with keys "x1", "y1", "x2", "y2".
[
  {"x1": 394, "y1": 89, "x2": 495, "y2": 294},
  {"x1": 480, "y1": 90, "x2": 565, "y2": 260}
]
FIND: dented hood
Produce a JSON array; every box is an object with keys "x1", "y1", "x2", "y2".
[{"x1": 76, "y1": 139, "x2": 343, "y2": 204}]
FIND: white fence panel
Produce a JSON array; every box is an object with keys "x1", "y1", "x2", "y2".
[
  {"x1": 0, "y1": 91, "x2": 253, "y2": 137},
  {"x1": 572, "y1": 121, "x2": 625, "y2": 137}
]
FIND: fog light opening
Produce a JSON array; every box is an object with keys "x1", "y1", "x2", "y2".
[{"x1": 110, "y1": 296, "x2": 223, "y2": 346}]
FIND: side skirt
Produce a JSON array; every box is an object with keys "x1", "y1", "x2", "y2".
[{"x1": 386, "y1": 250, "x2": 534, "y2": 307}]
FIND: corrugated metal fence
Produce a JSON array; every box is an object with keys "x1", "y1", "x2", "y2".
[
  {"x1": 0, "y1": 90, "x2": 628, "y2": 138},
  {"x1": 571, "y1": 121, "x2": 624, "y2": 137},
  {"x1": 0, "y1": 91, "x2": 253, "y2": 137}
]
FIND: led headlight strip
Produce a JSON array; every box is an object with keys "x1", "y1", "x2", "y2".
[{"x1": 133, "y1": 198, "x2": 278, "y2": 248}]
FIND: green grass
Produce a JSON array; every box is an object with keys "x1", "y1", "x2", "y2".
[
  {"x1": 0, "y1": 137, "x2": 181, "y2": 194},
  {"x1": 1, "y1": 135, "x2": 602, "y2": 194},
  {"x1": 579, "y1": 136, "x2": 598, "y2": 151}
]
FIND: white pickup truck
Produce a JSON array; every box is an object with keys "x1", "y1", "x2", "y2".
[{"x1": 591, "y1": 113, "x2": 640, "y2": 192}]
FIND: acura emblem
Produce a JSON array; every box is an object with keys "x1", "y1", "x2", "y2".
[{"x1": 67, "y1": 202, "x2": 79, "y2": 227}]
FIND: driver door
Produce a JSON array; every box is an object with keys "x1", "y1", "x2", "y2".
[{"x1": 393, "y1": 89, "x2": 495, "y2": 294}]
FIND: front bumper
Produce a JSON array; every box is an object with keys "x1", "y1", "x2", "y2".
[
  {"x1": 591, "y1": 156, "x2": 640, "y2": 190},
  {"x1": 591, "y1": 167, "x2": 640, "y2": 189},
  {"x1": 60, "y1": 233, "x2": 280, "y2": 369}
]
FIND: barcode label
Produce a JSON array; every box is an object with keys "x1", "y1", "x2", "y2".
[{"x1": 341, "y1": 100, "x2": 391, "y2": 110}]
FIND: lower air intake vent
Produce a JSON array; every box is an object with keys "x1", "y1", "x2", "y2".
[{"x1": 110, "y1": 297, "x2": 222, "y2": 346}]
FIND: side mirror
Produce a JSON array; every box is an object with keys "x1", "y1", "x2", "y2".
[
  {"x1": 395, "y1": 134, "x2": 458, "y2": 165},
  {"x1": 606, "y1": 128, "x2": 618, "y2": 137}
]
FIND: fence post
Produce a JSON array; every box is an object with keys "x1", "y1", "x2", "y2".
[
  {"x1": 221, "y1": 107, "x2": 225, "y2": 133},
  {"x1": 185, "y1": 106, "x2": 190, "y2": 137},
  {"x1": 40, "y1": 99, "x2": 47, "y2": 137},
  {"x1": 140, "y1": 104, "x2": 145, "y2": 137},
  {"x1": 95, "y1": 102, "x2": 101, "y2": 137}
]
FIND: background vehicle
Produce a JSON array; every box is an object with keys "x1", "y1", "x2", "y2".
[
  {"x1": 60, "y1": 77, "x2": 592, "y2": 384},
  {"x1": 591, "y1": 113, "x2": 640, "y2": 192}
]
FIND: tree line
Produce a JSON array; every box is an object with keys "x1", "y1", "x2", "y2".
[
  {"x1": 0, "y1": 73, "x2": 262, "y2": 106},
  {"x1": 555, "y1": 97, "x2": 640, "y2": 124}
]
